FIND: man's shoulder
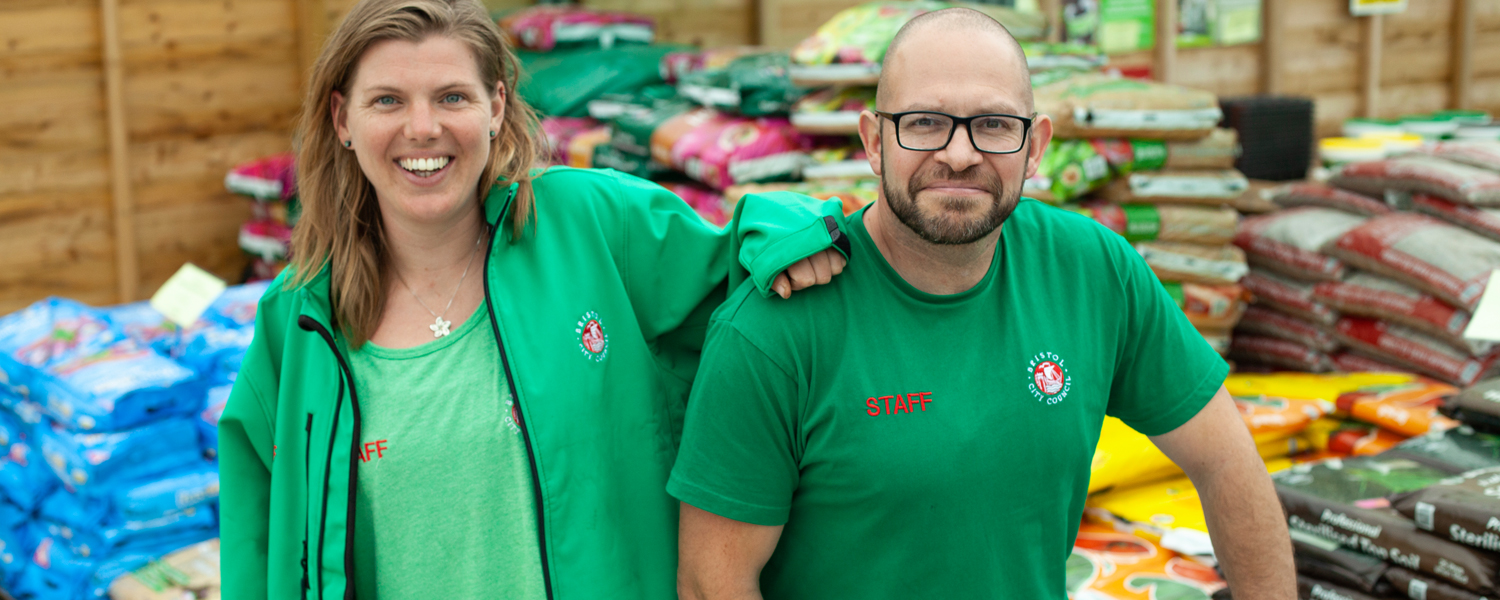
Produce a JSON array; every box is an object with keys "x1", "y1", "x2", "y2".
[
  {"x1": 708, "y1": 275, "x2": 847, "y2": 354},
  {"x1": 1007, "y1": 198, "x2": 1135, "y2": 264}
]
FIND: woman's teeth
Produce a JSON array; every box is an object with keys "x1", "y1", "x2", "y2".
[{"x1": 399, "y1": 156, "x2": 450, "y2": 176}]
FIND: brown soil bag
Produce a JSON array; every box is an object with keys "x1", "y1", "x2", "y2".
[
  {"x1": 1314, "y1": 273, "x2": 1489, "y2": 358},
  {"x1": 1229, "y1": 335, "x2": 1335, "y2": 372},
  {"x1": 1323, "y1": 214, "x2": 1500, "y2": 312},
  {"x1": 1075, "y1": 201, "x2": 1240, "y2": 245},
  {"x1": 1136, "y1": 241, "x2": 1248, "y2": 285},
  {"x1": 1235, "y1": 306, "x2": 1340, "y2": 353},
  {"x1": 1331, "y1": 156, "x2": 1500, "y2": 206},
  {"x1": 1414, "y1": 193, "x2": 1500, "y2": 244},
  {"x1": 1235, "y1": 208, "x2": 1369, "y2": 282},
  {"x1": 1392, "y1": 466, "x2": 1500, "y2": 553},
  {"x1": 1296, "y1": 576, "x2": 1384, "y2": 600},
  {"x1": 1293, "y1": 532, "x2": 1390, "y2": 593},
  {"x1": 1385, "y1": 567, "x2": 1493, "y2": 600},
  {"x1": 1243, "y1": 270, "x2": 1338, "y2": 325},
  {"x1": 1334, "y1": 317, "x2": 1500, "y2": 387},
  {"x1": 1093, "y1": 169, "x2": 1250, "y2": 205},
  {"x1": 1036, "y1": 74, "x2": 1222, "y2": 140},
  {"x1": 1266, "y1": 183, "x2": 1394, "y2": 217},
  {"x1": 1274, "y1": 456, "x2": 1499, "y2": 594}
]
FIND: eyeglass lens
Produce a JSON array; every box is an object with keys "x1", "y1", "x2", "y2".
[{"x1": 897, "y1": 113, "x2": 1027, "y2": 153}]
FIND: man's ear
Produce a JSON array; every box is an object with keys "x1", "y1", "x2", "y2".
[
  {"x1": 1023, "y1": 114, "x2": 1053, "y2": 181},
  {"x1": 858, "y1": 110, "x2": 884, "y2": 178}
]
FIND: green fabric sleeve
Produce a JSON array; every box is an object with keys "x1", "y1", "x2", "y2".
[
  {"x1": 218, "y1": 341, "x2": 278, "y2": 600},
  {"x1": 614, "y1": 173, "x2": 735, "y2": 344},
  {"x1": 1104, "y1": 235, "x2": 1230, "y2": 437},
  {"x1": 731, "y1": 192, "x2": 851, "y2": 298},
  {"x1": 668, "y1": 319, "x2": 802, "y2": 526}
]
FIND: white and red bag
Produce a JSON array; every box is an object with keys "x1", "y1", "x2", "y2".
[
  {"x1": 1313, "y1": 272, "x2": 1489, "y2": 357},
  {"x1": 1414, "y1": 141, "x2": 1500, "y2": 173},
  {"x1": 1234, "y1": 306, "x2": 1339, "y2": 352},
  {"x1": 1264, "y1": 182, "x2": 1393, "y2": 216},
  {"x1": 1411, "y1": 193, "x2": 1500, "y2": 243},
  {"x1": 1229, "y1": 335, "x2": 1334, "y2": 372},
  {"x1": 1333, "y1": 317, "x2": 1500, "y2": 387},
  {"x1": 1241, "y1": 269, "x2": 1337, "y2": 325},
  {"x1": 1332, "y1": 351, "x2": 1411, "y2": 374},
  {"x1": 1330, "y1": 156, "x2": 1500, "y2": 206},
  {"x1": 1322, "y1": 213, "x2": 1500, "y2": 311},
  {"x1": 1234, "y1": 207, "x2": 1367, "y2": 282}
]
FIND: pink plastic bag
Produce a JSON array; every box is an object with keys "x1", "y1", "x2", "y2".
[
  {"x1": 500, "y1": 6, "x2": 654, "y2": 51},
  {"x1": 1331, "y1": 156, "x2": 1500, "y2": 206},
  {"x1": 651, "y1": 109, "x2": 808, "y2": 190},
  {"x1": 1264, "y1": 183, "x2": 1393, "y2": 217}
]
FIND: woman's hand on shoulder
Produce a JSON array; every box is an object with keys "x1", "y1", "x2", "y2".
[{"x1": 771, "y1": 249, "x2": 847, "y2": 299}]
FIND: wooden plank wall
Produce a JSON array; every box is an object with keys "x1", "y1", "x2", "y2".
[{"x1": 0, "y1": 0, "x2": 1496, "y2": 314}]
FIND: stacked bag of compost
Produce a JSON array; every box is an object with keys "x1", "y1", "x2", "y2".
[
  {"x1": 1231, "y1": 138, "x2": 1500, "y2": 385},
  {"x1": 0, "y1": 283, "x2": 265, "y2": 598},
  {"x1": 1029, "y1": 74, "x2": 1250, "y2": 356}
]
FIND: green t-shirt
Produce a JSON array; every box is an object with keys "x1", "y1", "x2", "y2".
[
  {"x1": 667, "y1": 200, "x2": 1228, "y2": 600},
  {"x1": 349, "y1": 304, "x2": 545, "y2": 600}
]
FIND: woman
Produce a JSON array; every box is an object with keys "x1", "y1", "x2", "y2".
[{"x1": 216, "y1": 1, "x2": 847, "y2": 598}]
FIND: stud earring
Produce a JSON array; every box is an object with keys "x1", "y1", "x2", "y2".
[
  {"x1": 489, "y1": 130, "x2": 497, "y2": 138},
  {"x1": 343, "y1": 140, "x2": 352, "y2": 148}
]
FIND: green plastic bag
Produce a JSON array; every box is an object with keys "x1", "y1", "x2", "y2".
[
  {"x1": 515, "y1": 44, "x2": 685, "y2": 118},
  {"x1": 1024, "y1": 139, "x2": 1111, "y2": 204},
  {"x1": 677, "y1": 53, "x2": 806, "y2": 117}
]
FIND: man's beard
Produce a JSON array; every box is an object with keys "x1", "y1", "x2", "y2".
[{"x1": 881, "y1": 151, "x2": 1023, "y2": 245}]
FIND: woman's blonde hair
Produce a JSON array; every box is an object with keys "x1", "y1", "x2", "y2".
[{"x1": 288, "y1": 0, "x2": 542, "y2": 346}]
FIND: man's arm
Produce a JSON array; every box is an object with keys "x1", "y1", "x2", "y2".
[
  {"x1": 678, "y1": 503, "x2": 784, "y2": 600},
  {"x1": 1150, "y1": 386, "x2": 1295, "y2": 599}
]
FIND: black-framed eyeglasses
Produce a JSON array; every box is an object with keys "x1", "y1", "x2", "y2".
[{"x1": 874, "y1": 110, "x2": 1034, "y2": 154}]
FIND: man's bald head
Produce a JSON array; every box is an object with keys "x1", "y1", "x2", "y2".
[{"x1": 876, "y1": 8, "x2": 1033, "y2": 113}]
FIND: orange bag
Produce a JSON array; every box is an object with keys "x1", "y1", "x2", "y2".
[
  {"x1": 1336, "y1": 379, "x2": 1460, "y2": 437},
  {"x1": 1068, "y1": 522, "x2": 1227, "y2": 600}
]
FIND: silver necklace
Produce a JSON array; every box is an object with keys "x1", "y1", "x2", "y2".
[{"x1": 396, "y1": 233, "x2": 484, "y2": 338}]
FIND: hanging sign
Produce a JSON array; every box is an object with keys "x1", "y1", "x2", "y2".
[{"x1": 1350, "y1": 0, "x2": 1408, "y2": 16}]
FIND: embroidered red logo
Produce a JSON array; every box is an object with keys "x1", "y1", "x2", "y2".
[
  {"x1": 1034, "y1": 361, "x2": 1065, "y2": 396},
  {"x1": 1028, "y1": 352, "x2": 1071, "y2": 405},
  {"x1": 359, "y1": 440, "x2": 388, "y2": 463},
  {"x1": 576, "y1": 311, "x2": 609, "y2": 363},
  {"x1": 865, "y1": 392, "x2": 933, "y2": 416},
  {"x1": 582, "y1": 321, "x2": 605, "y2": 354}
]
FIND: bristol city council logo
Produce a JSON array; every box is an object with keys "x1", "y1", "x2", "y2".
[
  {"x1": 576, "y1": 311, "x2": 609, "y2": 363},
  {"x1": 1028, "y1": 351, "x2": 1070, "y2": 405}
]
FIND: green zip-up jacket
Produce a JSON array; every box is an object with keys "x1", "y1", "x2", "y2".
[{"x1": 218, "y1": 167, "x2": 849, "y2": 600}]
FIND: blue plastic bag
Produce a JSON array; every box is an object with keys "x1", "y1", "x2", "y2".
[
  {"x1": 176, "y1": 324, "x2": 253, "y2": 385},
  {"x1": 39, "y1": 464, "x2": 217, "y2": 533},
  {"x1": 12, "y1": 534, "x2": 94, "y2": 600},
  {"x1": 36, "y1": 417, "x2": 203, "y2": 493},
  {"x1": 83, "y1": 526, "x2": 217, "y2": 598},
  {"x1": 199, "y1": 384, "x2": 230, "y2": 459},
  {"x1": 40, "y1": 492, "x2": 217, "y2": 560},
  {"x1": 0, "y1": 298, "x2": 204, "y2": 431},
  {"x1": 0, "y1": 441, "x2": 59, "y2": 510},
  {"x1": 201, "y1": 281, "x2": 269, "y2": 329},
  {"x1": 0, "y1": 500, "x2": 30, "y2": 590},
  {"x1": 97, "y1": 302, "x2": 181, "y2": 357}
]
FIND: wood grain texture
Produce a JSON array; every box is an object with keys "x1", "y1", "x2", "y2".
[{"x1": 102, "y1": 0, "x2": 140, "y2": 302}]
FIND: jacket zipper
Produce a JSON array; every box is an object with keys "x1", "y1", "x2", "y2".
[
  {"x1": 481, "y1": 221, "x2": 556, "y2": 600},
  {"x1": 302, "y1": 412, "x2": 314, "y2": 600},
  {"x1": 299, "y1": 316, "x2": 363, "y2": 600}
]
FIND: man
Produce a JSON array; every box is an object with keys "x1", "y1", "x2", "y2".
[{"x1": 668, "y1": 8, "x2": 1294, "y2": 600}]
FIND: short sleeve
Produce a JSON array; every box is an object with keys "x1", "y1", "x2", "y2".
[
  {"x1": 1105, "y1": 239, "x2": 1230, "y2": 436},
  {"x1": 668, "y1": 319, "x2": 802, "y2": 526}
]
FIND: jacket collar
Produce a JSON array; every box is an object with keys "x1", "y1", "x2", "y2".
[{"x1": 483, "y1": 180, "x2": 521, "y2": 228}]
